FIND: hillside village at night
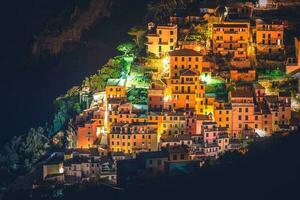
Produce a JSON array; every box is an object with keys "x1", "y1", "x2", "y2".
[{"x1": 2, "y1": 0, "x2": 300, "y2": 197}]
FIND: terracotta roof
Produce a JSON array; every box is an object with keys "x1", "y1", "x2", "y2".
[{"x1": 169, "y1": 49, "x2": 201, "y2": 56}]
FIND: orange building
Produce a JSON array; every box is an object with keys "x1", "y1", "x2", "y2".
[
  {"x1": 105, "y1": 79, "x2": 126, "y2": 99},
  {"x1": 254, "y1": 102, "x2": 273, "y2": 136},
  {"x1": 169, "y1": 49, "x2": 203, "y2": 78},
  {"x1": 77, "y1": 120, "x2": 99, "y2": 148},
  {"x1": 166, "y1": 69, "x2": 206, "y2": 112},
  {"x1": 212, "y1": 22, "x2": 250, "y2": 58},
  {"x1": 230, "y1": 68, "x2": 256, "y2": 82},
  {"x1": 229, "y1": 89, "x2": 255, "y2": 138},
  {"x1": 146, "y1": 23, "x2": 178, "y2": 57},
  {"x1": 148, "y1": 81, "x2": 165, "y2": 111},
  {"x1": 256, "y1": 19, "x2": 284, "y2": 56},
  {"x1": 214, "y1": 101, "x2": 232, "y2": 134}
]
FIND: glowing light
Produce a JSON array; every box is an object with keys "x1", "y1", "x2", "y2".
[
  {"x1": 162, "y1": 56, "x2": 170, "y2": 73},
  {"x1": 255, "y1": 129, "x2": 268, "y2": 137},
  {"x1": 59, "y1": 167, "x2": 64, "y2": 174}
]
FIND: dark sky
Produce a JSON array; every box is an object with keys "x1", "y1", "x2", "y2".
[{"x1": 0, "y1": 0, "x2": 147, "y2": 145}]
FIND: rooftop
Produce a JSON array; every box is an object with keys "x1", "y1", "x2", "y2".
[
  {"x1": 169, "y1": 49, "x2": 202, "y2": 56},
  {"x1": 231, "y1": 90, "x2": 253, "y2": 98},
  {"x1": 106, "y1": 78, "x2": 126, "y2": 87},
  {"x1": 213, "y1": 23, "x2": 248, "y2": 28}
]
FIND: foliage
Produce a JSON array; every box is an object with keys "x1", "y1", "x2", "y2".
[
  {"x1": 185, "y1": 24, "x2": 209, "y2": 45},
  {"x1": 128, "y1": 27, "x2": 146, "y2": 51},
  {"x1": 117, "y1": 42, "x2": 137, "y2": 56},
  {"x1": 146, "y1": 0, "x2": 194, "y2": 22},
  {"x1": 126, "y1": 88, "x2": 148, "y2": 104},
  {"x1": 83, "y1": 55, "x2": 131, "y2": 92}
]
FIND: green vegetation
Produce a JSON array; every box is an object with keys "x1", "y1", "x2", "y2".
[
  {"x1": 127, "y1": 88, "x2": 148, "y2": 104},
  {"x1": 257, "y1": 69, "x2": 285, "y2": 80}
]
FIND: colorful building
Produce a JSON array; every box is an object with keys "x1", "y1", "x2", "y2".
[
  {"x1": 146, "y1": 23, "x2": 178, "y2": 57},
  {"x1": 256, "y1": 19, "x2": 284, "y2": 56},
  {"x1": 109, "y1": 122, "x2": 158, "y2": 153},
  {"x1": 105, "y1": 79, "x2": 126, "y2": 100},
  {"x1": 229, "y1": 89, "x2": 255, "y2": 138},
  {"x1": 169, "y1": 49, "x2": 204, "y2": 78},
  {"x1": 77, "y1": 120, "x2": 99, "y2": 149},
  {"x1": 212, "y1": 22, "x2": 250, "y2": 58}
]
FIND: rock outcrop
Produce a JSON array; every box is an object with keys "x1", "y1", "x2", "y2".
[{"x1": 32, "y1": 0, "x2": 111, "y2": 56}]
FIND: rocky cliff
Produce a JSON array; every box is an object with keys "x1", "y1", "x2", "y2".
[{"x1": 32, "y1": 0, "x2": 111, "y2": 56}]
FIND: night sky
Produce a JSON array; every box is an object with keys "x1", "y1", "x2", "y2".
[{"x1": 0, "y1": 0, "x2": 147, "y2": 145}]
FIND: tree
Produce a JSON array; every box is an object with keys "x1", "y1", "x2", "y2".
[
  {"x1": 128, "y1": 27, "x2": 146, "y2": 50},
  {"x1": 117, "y1": 42, "x2": 136, "y2": 56}
]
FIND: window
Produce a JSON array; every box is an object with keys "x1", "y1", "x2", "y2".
[
  {"x1": 239, "y1": 108, "x2": 242, "y2": 112},
  {"x1": 173, "y1": 154, "x2": 178, "y2": 160},
  {"x1": 245, "y1": 108, "x2": 248, "y2": 112},
  {"x1": 170, "y1": 31, "x2": 174, "y2": 35},
  {"x1": 180, "y1": 154, "x2": 185, "y2": 160},
  {"x1": 238, "y1": 115, "x2": 242, "y2": 120},
  {"x1": 181, "y1": 57, "x2": 184, "y2": 61}
]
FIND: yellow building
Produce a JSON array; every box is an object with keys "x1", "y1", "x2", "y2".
[
  {"x1": 212, "y1": 22, "x2": 250, "y2": 58},
  {"x1": 105, "y1": 78, "x2": 126, "y2": 99},
  {"x1": 146, "y1": 23, "x2": 178, "y2": 57},
  {"x1": 159, "y1": 112, "x2": 186, "y2": 137},
  {"x1": 109, "y1": 122, "x2": 158, "y2": 153}
]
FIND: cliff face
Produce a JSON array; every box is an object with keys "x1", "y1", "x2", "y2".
[{"x1": 32, "y1": 0, "x2": 111, "y2": 56}]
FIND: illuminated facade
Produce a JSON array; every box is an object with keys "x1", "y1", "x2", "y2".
[
  {"x1": 229, "y1": 89, "x2": 255, "y2": 138},
  {"x1": 169, "y1": 49, "x2": 204, "y2": 78},
  {"x1": 214, "y1": 101, "x2": 232, "y2": 133},
  {"x1": 159, "y1": 112, "x2": 186, "y2": 137},
  {"x1": 109, "y1": 122, "x2": 158, "y2": 153},
  {"x1": 105, "y1": 79, "x2": 126, "y2": 99},
  {"x1": 146, "y1": 23, "x2": 178, "y2": 57},
  {"x1": 230, "y1": 68, "x2": 256, "y2": 82},
  {"x1": 212, "y1": 22, "x2": 250, "y2": 58},
  {"x1": 77, "y1": 120, "x2": 99, "y2": 149},
  {"x1": 256, "y1": 19, "x2": 284, "y2": 56}
]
